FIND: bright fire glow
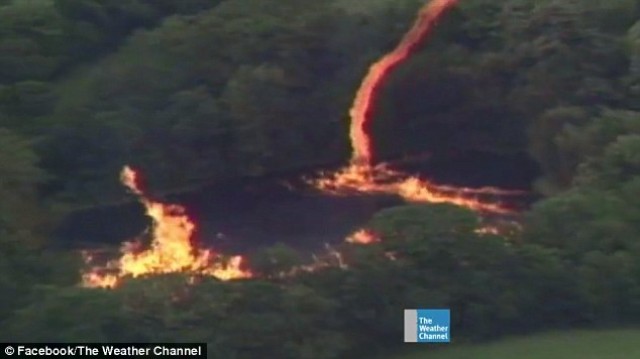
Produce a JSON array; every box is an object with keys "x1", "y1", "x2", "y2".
[
  {"x1": 350, "y1": 0, "x2": 459, "y2": 166},
  {"x1": 313, "y1": 163, "x2": 520, "y2": 214},
  {"x1": 311, "y1": 0, "x2": 524, "y2": 215},
  {"x1": 346, "y1": 228, "x2": 379, "y2": 244},
  {"x1": 84, "y1": 0, "x2": 523, "y2": 287},
  {"x1": 82, "y1": 166, "x2": 251, "y2": 288}
]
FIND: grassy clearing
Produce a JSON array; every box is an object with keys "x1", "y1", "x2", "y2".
[{"x1": 393, "y1": 329, "x2": 640, "y2": 359}]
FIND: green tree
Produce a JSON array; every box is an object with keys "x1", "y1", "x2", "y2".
[
  {"x1": 502, "y1": 0, "x2": 626, "y2": 113},
  {"x1": 246, "y1": 243, "x2": 303, "y2": 279},
  {"x1": 364, "y1": 204, "x2": 583, "y2": 338},
  {"x1": 0, "y1": 0, "x2": 66, "y2": 83},
  {"x1": 525, "y1": 133, "x2": 640, "y2": 321},
  {"x1": 0, "y1": 128, "x2": 50, "y2": 244},
  {"x1": 115, "y1": 275, "x2": 345, "y2": 359},
  {"x1": 47, "y1": 0, "x2": 358, "y2": 203},
  {"x1": 2, "y1": 286, "x2": 125, "y2": 342},
  {"x1": 575, "y1": 134, "x2": 640, "y2": 190},
  {"x1": 0, "y1": 129, "x2": 80, "y2": 323},
  {"x1": 527, "y1": 106, "x2": 591, "y2": 194},
  {"x1": 529, "y1": 109, "x2": 640, "y2": 194}
]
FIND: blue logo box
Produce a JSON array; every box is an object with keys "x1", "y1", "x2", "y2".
[{"x1": 404, "y1": 309, "x2": 450, "y2": 343}]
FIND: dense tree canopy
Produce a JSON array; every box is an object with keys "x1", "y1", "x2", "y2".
[
  {"x1": 0, "y1": 0, "x2": 634, "y2": 203},
  {"x1": 1, "y1": 0, "x2": 640, "y2": 357}
]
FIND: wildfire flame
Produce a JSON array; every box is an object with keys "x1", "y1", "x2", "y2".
[
  {"x1": 83, "y1": 0, "x2": 523, "y2": 287},
  {"x1": 311, "y1": 0, "x2": 524, "y2": 214},
  {"x1": 82, "y1": 166, "x2": 251, "y2": 288},
  {"x1": 350, "y1": 0, "x2": 459, "y2": 166},
  {"x1": 346, "y1": 228, "x2": 379, "y2": 244},
  {"x1": 313, "y1": 164, "x2": 518, "y2": 214}
]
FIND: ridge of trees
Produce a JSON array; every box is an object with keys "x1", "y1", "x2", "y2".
[{"x1": 1, "y1": 0, "x2": 640, "y2": 358}]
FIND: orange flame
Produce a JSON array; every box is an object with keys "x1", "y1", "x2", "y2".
[
  {"x1": 350, "y1": 0, "x2": 459, "y2": 166},
  {"x1": 312, "y1": 164, "x2": 517, "y2": 214},
  {"x1": 311, "y1": 0, "x2": 524, "y2": 215},
  {"x1": 83, "y1": 166, "x2": 250, "y2": 288},
  {"x1": 346, "y1": 228, "x2": 379, "y2": 244}
]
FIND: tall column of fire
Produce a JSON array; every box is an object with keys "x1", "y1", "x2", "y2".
[
  {"x1": 350, "y1": 0, "x2": 460, "y2": 167},
  {"x1": 314, "y1": 0, "x2": 521, "y2": 214},
  {"x1": 84, "y1": 0, "x2": 525, "y2": 287}
]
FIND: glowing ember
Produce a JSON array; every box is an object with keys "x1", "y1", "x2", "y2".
[
  {"x1": 475, "y1": 220, "x2": 522, "y2": 236},
  {"x1": 346, "y1": 229, "x2": 379, "y2": 244},
  {"x1": 474, "y1": 225, "x2": 501, "y2": 235},
  {"x1": 310, "y1": 0, "x2": 524, "y2": 215},
  {"x1": 288, "y1": 244, "x2": 350, "y2": 274},
  {"x1": 83, "y1": 166, "x2": 250, "y2": 288}
]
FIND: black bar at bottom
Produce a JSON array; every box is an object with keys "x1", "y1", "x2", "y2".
[{"x1": 0, "y1": 343, "x2": 206, "y2": 358}]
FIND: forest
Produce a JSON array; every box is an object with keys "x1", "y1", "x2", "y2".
[{"x1": 1, "y1": 0, "x2": 640, "y2": 358}]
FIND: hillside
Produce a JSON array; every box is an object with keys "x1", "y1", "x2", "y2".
[{"x1": 394, "y1": 330, "x2": 640, "y2": 359}]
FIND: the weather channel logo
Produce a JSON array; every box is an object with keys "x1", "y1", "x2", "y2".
[{"x1": 404, "y1": 309, "x2": 450, "y2": 343}]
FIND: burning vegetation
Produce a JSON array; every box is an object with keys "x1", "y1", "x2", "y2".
[
  {"x1": 82, "y1": 166, "x2": 251, "y2": 288},
  {"x1": 83, "y1": 0, "x2": 524, "y2": 288},
  {"x1": 309, "y1": 0, "x2": 524, "y2": 214}
]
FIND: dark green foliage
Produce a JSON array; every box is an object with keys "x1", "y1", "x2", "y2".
[
  {"x1": 1, "y1": 0, "x2": 640, "y2": 358},
  {"x1": 0, "y1": 0, "x2": 634, "y2": 202},
  {"x1": 3, "y1": 286, "x2": 126, "y2": 342},
  {"x1": 0, "y1": 129, "x2": 80, "y2": 323},
  {"x1": 246, "y1": 243, "x2": 303, "y2": 279},
  {"x1": 525, "y1": 132, "x2": 640, "y2": 323},
  {"x1": 3, "y1": 275, "x2": 347, "y2": 359}
]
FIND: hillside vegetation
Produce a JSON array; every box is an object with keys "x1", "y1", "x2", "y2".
[{"x1": 1, "y1": 1, "x2": 640, "y2": 358}]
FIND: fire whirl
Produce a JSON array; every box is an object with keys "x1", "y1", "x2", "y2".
[
  {"x1": 350, "y1": 0, "x2": 460, "y2": 166},
  {"x1": 311, "y1": 0, "x2": 524, "y2": 214},
  {"x1": 84, "y1": 0, "x2": 520, "y2": 287},
  {"x1": 82, "y1": 166, "x2": 251, "y2": 288}
]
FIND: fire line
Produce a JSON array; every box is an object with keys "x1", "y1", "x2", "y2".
[
  {"x1": 311, "y1": 0, "x2": 523, "y2": 215},
  {"x1": 83, "y1": 0, "x2": 525, "y2": 288}
]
